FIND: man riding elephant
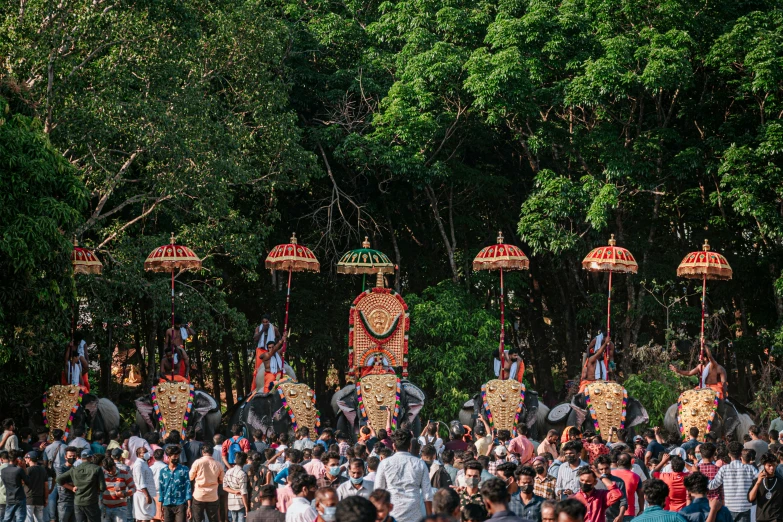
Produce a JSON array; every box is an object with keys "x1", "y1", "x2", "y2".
[{"x1": 668, "y1": 346, "x2": 727, "y2": 399}]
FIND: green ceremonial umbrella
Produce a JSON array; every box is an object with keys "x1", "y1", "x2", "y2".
[{"x1": 337, "y1": 237, "x2": 395, "y2": 289}]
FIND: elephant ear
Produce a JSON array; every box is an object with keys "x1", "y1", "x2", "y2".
[
  {"x1": 569, "y1": 397, "x2": 588, "y2": 428},
  {"x1": 194, "y1": 390, "x2": 219, "y2": 417},
  {"x1": 331, "y1": 384, "x2": 356, "y2": 416},
  {"x1": 524, "y1": 391, "x2": 540, "y2": 428},
  {"x1": 462, "y1": 398, "x2": 475, "y2": 409},
  {"x1": 401, "y1": 381, "x2": 425, "y2": 422},
  {"x1": 625, "y1": 397, "x2": 649, "y2": 429},
  {"x1": 135, "y1": 397, "x2": 155, "y2": 430},
  {"x1": 82, "y1": 394, "x2": 98, "y2": 420}
]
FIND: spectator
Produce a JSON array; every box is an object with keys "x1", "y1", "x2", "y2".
[
  {"x1": 293, "y1": 429, "x2": 315, "y2": 453},
  {"x1": 317, "y1": 454, "x2": 347, "y2": 489},
  {"x1": 224, "y1": 452, "x2": 249, "y2": 522},
  {"x1": 126, "y1": 427, "x2": 151, "y2": 468},
  {"x1": 540, "y1": 501, "x2": 555, "y2": 522},
  {"x1": 374, "y1": 430, "x2": 433, "y2": 522},
  {"x1": 679, "y1": 472, "x2": 731, "y2": 522},
  {"x1": 652, "y1": 455, "x2": 688, "y2": 511},
  {"x1": 132, "y1": 447, "x2": 157, "y2": 522},
  {"x1": 747, "y1": 454, "x2": 782, "y2": 522},
  {"x1": 158, "y1": 445, "x2": 191, "y2": 522},
  {"x1": 474, "y1": 419, "x2": 494, "y2": 459},
  {"x1": 593, "y1": 455, "x2": 626, "y2": 522},
  {"x1": 432, "y1": 488, "x2": 459, "y2": 518},
  {"x1": 630, "y1": 480, "x2": 684, "y2": 522},
  {"x1": 252, "y1": 431, "x2": 269, "y2": 457},
  {"x1": 508, "y1": 426, "x2": 535, "y2": 466},
  {"x1": 276, "y1": 465, "x2": 304, "y2": 514},
  {"x1": 0, "y1": 451, "x2": 10, "y2": 522},
  {"x1": 189, "y1": 443, "x2": 224, "y2": 522},
  {"x1": 304, "y1": 447, "x2": 326, "y2": 481},
  {"x1": 0, "y1": 451, "x2": 29, "y2": 522},
  {"x1": 247, "y1": 453, "x2": 273, "y2": 511},
  {"x1": 571, "y1": 467, "x2": 621, "y2": 522},
  {"x1": 530, "y1": 458, "x2": 556, "y2": 501},
  {"x1": 56, "y1": 448, "x2": 106, "y2": 522},
  {"x1": 554, "y1": 499, "x2": 585, "y2": 522},
  {"x1": 442, "y1": 451, "x2": 459, "y2": 486},
  {"x1": 479, "y1": 477, "x2": 529, "y2": 522},
  {"x1": 365, "y1": 457, "x2": 379, "y2": 483},
  {"x1": 369, "y1": 489, "x2": 395, "y2": 522},
  {"x1": 696, "y1": 444, "x2": 722, "y2": 503},
  {"x1": 223, "y1": 426, "x2": 252, "y2": 470},
  {"x1": 285, "y1": 474, "x2": 317, "y2": 522},
  {"x1": 681, "y1": 429, "x2": 700, "y2": 454},
  {"x1": 0, "y1": 421, "x2": 19, "y2": 453},
  {"x1": 102, "y1": 455, "x2": 135, "y2": 522},
  {"x1": 463, "y1": 503, "x2": 490, "y2": 522},
  {"x1": 556, "y1": 442, "x2": 588, "y2": 499},
  {"x1": 613, "y1": 453, "x2": 643, "y2": 518},
  {"x1": 767, "y1": 431, "x2": 780, "y2": 455},
  {"x1": 335, "y1": 496, "x2": 377, "y2": 522},
  {"x1": 314, "y1": 487, "x2": 337, "y2": 522},
  {"x1": 511, "y1": 466, "x2": 544, "y2": 521},
  {"x1": 183, "y1": 430, "x2": 203, "y2": 470},
  {"x1": 247, "y1": 485, "x2": 284, "y2": 522},
  {"x1": 744, "y1": 427, "x2": 768, "y2": 466},
  {"x1": 644, "y1": 430, "x2": 666, "y2": 468},
  {"x1": 337, "y1": 459, "x2": 373, "y2": 500},
  {"x1": 460, "y1": 461, "x2": 485, "y2": 509},
  {"x1": 23, "y1": 452, "x2": 48, "y2": 522},
  {"x1": 538, "y1": 432, "x2": 560, "y2": 460},
  {"x1": 421, "y1": 446, "x2": 451, "y2": 489},
  {"x1": 708, "y1": 442, "x2": 758, "y2": 522}
]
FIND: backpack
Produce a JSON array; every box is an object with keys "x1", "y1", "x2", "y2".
[
  {"x1": 227, "y1": 436, "x2": 245, "y2": 465},
  {"x1": 430, "y1": 464, "x2": 453, "y2": 489}
]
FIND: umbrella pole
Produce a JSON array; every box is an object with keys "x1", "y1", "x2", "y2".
[
  {"x1": 171, "y1": 268, "x2": 175, "y2": 381},
  {"x1": 362, "y1": 274, "x2": 366, "y2": 292},
  {"x1": 700, "y1": 273, "x2": 706, "y2": 358},
  {"x1": 606, "y1": 269, "x2": 612, "y2": 376},
  {"x1": 499, "y1": 268, "x2": 506, "y2": 379},
  {"x1": 281, "y1": 268, "x2": 292, "y2": 366}
]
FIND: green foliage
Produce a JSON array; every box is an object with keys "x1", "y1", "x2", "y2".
[
  {"x1": 0, "y1": 93, "x2": 87, "y2": 403},
  {"x1": 624, "y1": 368, "x2": 694, "y2": 428},
  {"x1": 407, "y1": 281, "x2": 500, "y2": 421}
]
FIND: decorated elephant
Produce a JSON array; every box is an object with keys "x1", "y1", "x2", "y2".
[
  {"x1": 135, "y1": 382, "x2": 221, "y2": 442},
  {"x1": 458, "y1": 381, "x2": 550, "y2": 441},
  {"x1": 44, "y1": 385, "x2": 120, "y2": 439},
  {"x1": 544, "y1": 381, "x2": 649, "y2": 438},
  {"x1": 663, "y1": 389, "x2": 755, "y2": 441},
  {"x1": 228, "y1": 379, "x2": 321, "y2": 439},
  {"x1": 331, "y1": 376, "x2": 425, "y2": 442}
]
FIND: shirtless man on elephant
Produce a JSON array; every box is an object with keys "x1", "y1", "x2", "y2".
[
  {"x1": 579, "y1": 335, "x2": 612, "y2": 393},
  {"x1": 669, "y1": 345, "x2": 727, "y2": 399}
]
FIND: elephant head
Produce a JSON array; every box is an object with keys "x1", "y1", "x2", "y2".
[
  {"x1": 543, "y1": 387, "x2": 648, "y2": 438},
  {"x1": 44, "y1": 386, "x2": 120, "y2": 440},
  {"x1": 135, "y1": 388, "x2": 221, "y2": 441},
  {"x1": 458, "y1": 387, "x2": 548, "y2": 441},
  {"x1": 663, "y1": 396, "x2": 753, "y2": 441},
  {"x1": 331, "y1": 378, "x2": 425, "y2": 441}
]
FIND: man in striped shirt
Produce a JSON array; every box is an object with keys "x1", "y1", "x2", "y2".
[
  {"x1": 708, "y1": 442, "x2": 758, "y2": 522},
  {"x1": 101, "y1": 457, "x2": 135, "y2": 522}
]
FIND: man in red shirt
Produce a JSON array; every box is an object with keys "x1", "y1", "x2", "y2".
[
  {"x1": 221, "y1": 425, "x2": 251, "y2": 469},
  {"x1": 572, "y1": 467, "x2": 622, "y2": 522},
  {"x1": 508, "y1": 425, "x2": 535, "y2": 466},
  {"x1": 652, "y1": 454, "x2": 689, "y2": 511},
  {"x1": 612, "y1": 453, "x2": 643, "y2": 518}
]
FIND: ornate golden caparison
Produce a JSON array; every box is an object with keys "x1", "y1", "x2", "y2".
[
  {"x1": 278, "y1": 382, "x2": 319, "y2": 434},
  {"x1": 584, "y1": 381, "x2": 626, "y2": 434},
  {"x1": 155, "y1": 382, "x2": 192, "y2": 436},
  {"x1": 359, "y1": 373, "x2": 398, "y2": 431},
  {"x1": 45, "y1": 385, "x2": 82, "y2": 435},
  {"x1": 483, "y1": 379, "x2": 524, "y2": 433},
  {"x1": 677, "y1": 388, "x2": 718, "y2": 438}
]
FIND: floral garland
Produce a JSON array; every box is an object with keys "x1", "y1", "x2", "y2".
[
  {"x1": 151, "y1": 383, "x2": 195, "y2": 439},
  {"x1": 42, "y1": 386, "x2": 84, "y2": 441},
  {"x1": 356, "y1": 377, "x2": 401, "y2": 431},
  {"x1": 584, "y1": 387, "x2": 627, "y2": 435},
  {"x1": 481, "y1": 383, "x2": 525, "y2": 436},
  {"x1": 677, "y1": 393, "x2": 718, "y2": 439},
  {"x1": 277, "y1": 385, "x2": 321, "y2": 433}
]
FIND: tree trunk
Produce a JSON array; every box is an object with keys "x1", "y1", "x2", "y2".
[
  {"x1": 232, "y1": 346, "x2": 246, "y2": 400},
  {"x1": 209, "y1": 341, "x2": 222, "y2": 408},
  {"x1": 424, "y1": 184, "x2": 459, "y2": 282},
  {"x1": 101, "y1": 323, "x2": 113, "y2": 398},
  {"x1": 222, "y1": 347, "x2": 234, "y2": 408},
  {"x1": 527, "y1": 277, "x2": 556, "y2": 401},
  {"x1": 193, "y1": 340, "x2": 206, "y2": 389}
]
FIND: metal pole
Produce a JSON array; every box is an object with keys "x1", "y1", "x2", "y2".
[
  {"x1": 700, "y1": 273, "x2": 706, "y2": 358},
  {"x1": 606, "y1": 269, "x2": 612, "y2": 378},
  {"x1": 499, "y1": 267, "x2": 506, "y2": 380},
  {"x1": 280, "y1": 268, "x2": 292, "y2": 366}
]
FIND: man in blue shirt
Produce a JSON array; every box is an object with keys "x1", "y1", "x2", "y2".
[
  {"x1": 681, "y1": 429, "x2": 700, "y2": 454},
  {"x1": 644, "y1": 430, "x2": 666, "y2": 468},
  {"x1": 679, "y1": 473, "x2": 732, "y2": 522},
  {"x1": 158, "y1": 446, "x2": 191, "y2": 522}
]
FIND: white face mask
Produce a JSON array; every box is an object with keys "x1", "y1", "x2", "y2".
[
  {"x1": 321, "y1": 506, "x2": 337, "y2": 522},
  {"x1": 142, "y1": 452, "x2": 151, "y2": 461}
]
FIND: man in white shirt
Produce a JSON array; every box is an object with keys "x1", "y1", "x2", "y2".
[
  {"x1": 127, "y1": 426, "x2": 152, "y2": 467},
  {"x1": 337, "y1": 459, "x2": 374, "y2": 500},
  {"x1": 375, "y1": 431, "x2": 433, "y2": 522},
  {"x1": 285, "y1": 474, "x2": 317, "y2": 522},
  {"x1": 555, "y1": 441, "x2": 588, "y2": 498}
]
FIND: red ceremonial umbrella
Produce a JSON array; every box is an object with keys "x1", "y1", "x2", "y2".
[
  {"x1": 582, "y1": 235, "x2": 638, "y2": 369},
  {"x1": 265, "y1": 233, "x2": 320, "y2": 360},
  {"x1": 144, "y1": 233, "x2": 202, "y2": 331},
  {"x1": 473, "y1": 232, "x2": 530, "y2": 379},
  {"x1": 677, "y1": 240, "x2": 732, "y2": 355}
]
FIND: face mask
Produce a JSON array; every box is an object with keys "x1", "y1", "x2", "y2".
[
  {"x1": 350, "y1": 476, "x2": 364, "y2": 485},
  {"x1": 170, "y1": 458, "x2": 180, "y2": 465},
  {"x1": 143, "y1": 452, "x2": 151, "y2": 461},
  {"x1": 521, "y1": 484, "x2": 534, "y2": 494},
  {"x1": 66, "y1": 457, "x2": 76, "y2": 465},
  {"x1": 322, "y1": 506, "x2": 337, "y2": 522},
  {"x1": 534, "y1": 467, "x2": 545, "y2": 474},
  {"x1": 329, "y1": 466, "x2": 341, "y2": 476},
  {"x1": 695, "y1": 453, "x2": 701, "y2": 461},
  {"x1": 580, "y1": 483, "x2": 594, "y2": 493},
  {"x1": 567, "y1": 455, "x2": 578, "y2": 464},
  {"x1": 466, "y1": 477, "x2": 480, "y2": 488}
]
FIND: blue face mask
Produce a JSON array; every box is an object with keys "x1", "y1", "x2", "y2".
[
  {"x1": 695, "y1": 453, "x2": 702, "y2": 461},
  {"x1": 322, "y1": 506, "x2": 337, "y2": 522},
  {"x1": 350, "y1": 476, "x2": 364, "y2": 485},
  {"x1": 329, "y1": 466, "x2": 341, "y2": 476}
]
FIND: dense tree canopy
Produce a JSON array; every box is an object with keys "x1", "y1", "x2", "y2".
[{"x1": 1, "y1": 0, "x2": 781, "y2": 425}]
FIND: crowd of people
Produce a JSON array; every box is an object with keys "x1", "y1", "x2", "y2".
[{"x1": 1, "y1": 409, "x2": 782, "y2": 522}]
